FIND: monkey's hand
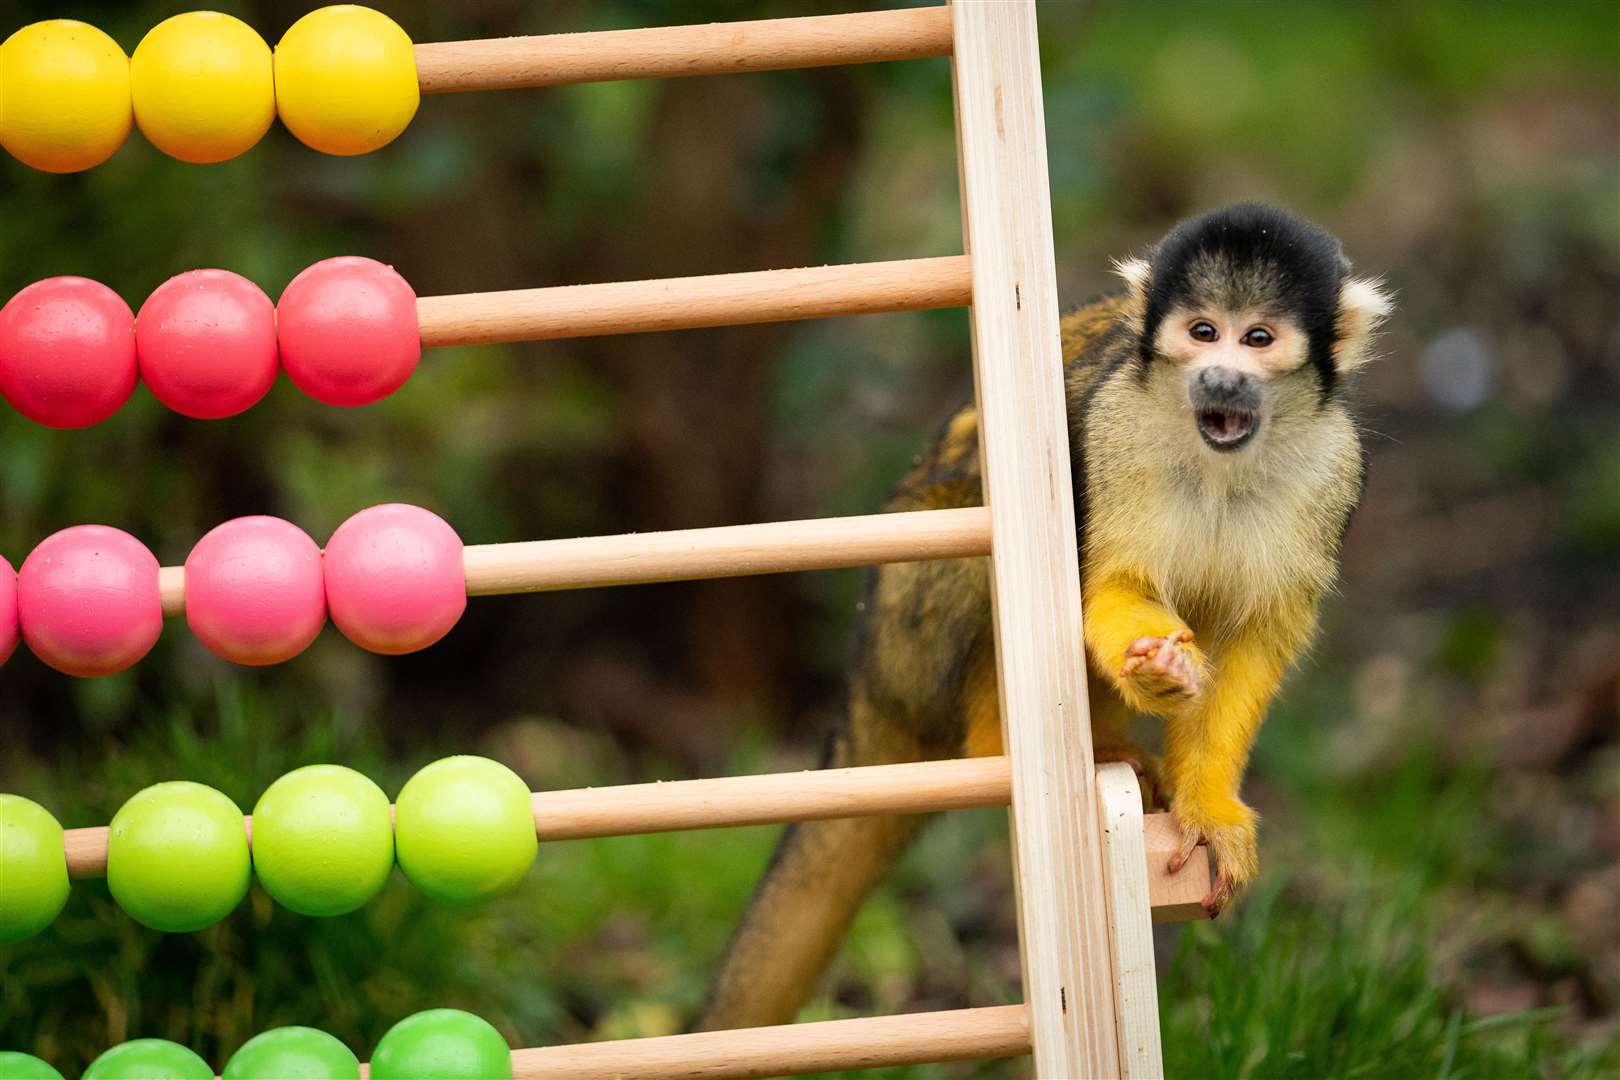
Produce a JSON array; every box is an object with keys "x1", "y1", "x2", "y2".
[
  {"x1": 1167, "y1": 794, "x2": 1258, "y2": 918},
  {"x1": 1081, "y1": 576, "x2": 1207, "y2": 715},
  {"x1": 1119, "y1": 630, "x2": 1207, "y2": 708}
]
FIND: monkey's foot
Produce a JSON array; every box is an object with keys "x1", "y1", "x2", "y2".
[
  {"x1": 1167, "y1": 798, "x2": 1258, "y2": 918},
  {"x1": 1093, "y1": 744, "x2": 1165, "y2": 810},
  {"x1": 1120, "y1": 630, "x2": 1205, "y2": 703}
]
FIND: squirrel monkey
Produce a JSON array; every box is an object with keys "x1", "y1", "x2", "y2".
[{"x1": 700, "y1": 203, "x2": 1392, "y2": 1031}]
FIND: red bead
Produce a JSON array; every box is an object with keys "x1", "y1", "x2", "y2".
[
  {"x1": 324, "y1": 504, "x2": 465, "y2": 655},
  {"x1": 0, "y1": 556, "x2": 18, "y2": 667},
  {"x1": 277, "y1": 256, "x2": 419, "y2": 407},
  {"x1": 185, "y1": 516, "x2": 326, "y2": 666},
  {"x1": 18, "y1": 525, "x2": 162, "y2": 677},
  {"x1": 0, "y1": 277, "x2": 137, "y2": 428},
  {"x1": 137, "y1": 269, "x2": 278, "y2": 419}
]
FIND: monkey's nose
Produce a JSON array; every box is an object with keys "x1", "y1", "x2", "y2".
[
  {"x1": 1190, "y1": 366, "x2": 1261, "y2": 452},
  {"x1": 1192, "y1": 366, "x2": 1262, "y2": 412}
]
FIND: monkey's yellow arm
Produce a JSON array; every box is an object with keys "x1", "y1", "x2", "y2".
[
  {"x1": 1081, "y1": 574, "x2": 1207, "y2": 713},
  {"x1": 1163, "y1": 603, "x2": 1315, "y2": 913}
]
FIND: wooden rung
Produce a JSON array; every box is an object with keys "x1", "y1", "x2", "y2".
[
  {"x1": 1144, "y1": 810, "x2": 1210, "y2": 923},
  {"x1": 460, "y1": 505, "x2": 989, "y2": 597},
  {"x1": 59, "y1": 756, "x2": 1209, "y2": 922},
  {"x1": 415, "y1": 256, "x2": 971, "y2": 347},
  {"x1": 500, "y1": 1003, "x2": 1028, "y2": 1079},
  {"x1": 534, "y1": 755, "x2": 1010, "y2": 840},
  {"x1": 413, "y1": 7, "x2": 953, "y2": 95},
  {"x1": 155, "y1": 507, "x2": 991, "y2": 616}
]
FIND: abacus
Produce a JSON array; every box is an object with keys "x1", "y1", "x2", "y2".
[{"x1": 0, "y1": 4, "x2": 1211, "y2": 1077}]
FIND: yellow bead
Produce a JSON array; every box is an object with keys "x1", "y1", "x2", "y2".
[
  {"x1": 274, "y1": 5, "x2": 418, "y2": 157},
  {"x1": 0, "y1": 20, "x2": 132, "y2": 173},
  {"x1": 131, "y1": 12, "x2": 274, "y2": 164}
]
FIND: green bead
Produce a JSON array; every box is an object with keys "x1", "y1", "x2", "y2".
[
  {"x1": 83, "y1": 1039, "x2": 213, "y2": 1080},
  {"x1": 0, "y1": 794, "x2": 70, "y2": 944},
  {"x1": 106, "y1": 781, "x2": 250, "y2": 933},
  {"x1": 223, "y1": 1026, "x2": 360, "y2": 1080},
  {"x1": 252, "y1": 765, "x2": 394, "y2": 917},
  {"x1": 369, "y1": 1009, "x2": 511, "y2": 1080},
  {"x1": 394, "y1": 757, "x2": 536, "y2": 904},
  {"x1": 0, "y1": 1051, "x2": 66, "y2": 1080}
]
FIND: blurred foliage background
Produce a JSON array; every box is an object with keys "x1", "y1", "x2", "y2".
[{"x1": 1, "y1": 1, "x2": 1617, "y2": 1077}]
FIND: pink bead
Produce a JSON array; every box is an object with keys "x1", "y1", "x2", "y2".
[
  {"x1": 277, "y1": 257, "x2": 420, "y2": 407},
  {"x1": 0, "y1": 556, "x2": 18, "y2": 667},
  {"x1": 137, "y1": 269, "x2": 278, "y2": 420},
  {"x1": 185, "y1": 517, "x2": 326, "y2": 666},
  {"x1": 18, "y1": 526, "x2": 162, "y2": 677},
  {"x1": 323, "y1": 504, "x2": 465, "y2": 655},
  {"x1": 0, "y1": 277, "x2": 137, "y2": 428}
]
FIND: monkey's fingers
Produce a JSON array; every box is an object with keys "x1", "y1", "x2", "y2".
[
  {"x1": 1167, "y1": 826, "x2": 1206, "y2": 874},
  {"x1": 1125, "y1": 636, "x2": 1166, "y2": 658},
  {"x1": 1121, "y1": 635, "x2": 1169, "y2": 677},
  {"x1": 1202, "y1": 872, "x2": 1236, "y2": 919}
]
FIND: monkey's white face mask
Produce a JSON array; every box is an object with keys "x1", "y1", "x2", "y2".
[{"x1": 1149, "y1": 307, "x2": 1313, "y2": 454}]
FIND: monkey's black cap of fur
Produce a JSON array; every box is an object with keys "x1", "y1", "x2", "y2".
[{"x1": 1141, "y1": 202, "x2": 1351, "y2": 392}]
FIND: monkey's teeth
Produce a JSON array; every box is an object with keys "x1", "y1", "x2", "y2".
[{"x1": 1198, "y1": 409, "x2": 1256, "y2": 445}]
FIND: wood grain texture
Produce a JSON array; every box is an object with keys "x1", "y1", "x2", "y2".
[
  {"x1": 1144, "y1": 808, "x2": 1212, "y2": 924},
  {"x1": 501, "y1": 1004, "x2": 1028, "y2": 1078},
  {"x1": 156, "y1": 507, "x2": 991, "y2": 616},
  {"x1": 414, "y1": 6, "x2": 953, "y2": 94},
  {"x1": 1097, "y1": 763, "x2": 1167, "y2": 1078},
  {"x1": 534, "y1": 755, "x2": 1011, "y2": 841},
  {"x1": 951, "y1": 1, "x2": 1121, "y2": 1073},
  {"x1": 415, "y1": 256, "x2": 971, "y2": 348},
  {"x1": 58, "y1": 756, "x2": 1210, "y2": 924}
]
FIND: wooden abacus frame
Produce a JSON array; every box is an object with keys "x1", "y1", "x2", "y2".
[{"x1": 32, "y1": 4, "x2": 1210, "y2": 1076}]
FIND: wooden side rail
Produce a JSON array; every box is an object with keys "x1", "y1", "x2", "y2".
[
  {"x1": 415, "y1": 256, "x2": 971, "y2": 347},
  {"x1": 60, "y1": 756, "x2": 1210, "y2": 923},
  {"x1": 413, "y1": 7, "x2": 953, "y2": 94},
  {"x1": 498, "y1": 1003, "x2": 1028, "y2": 1079},
  {"x1": 154, "y1": 507, "x2": 991, "y2": 616}
]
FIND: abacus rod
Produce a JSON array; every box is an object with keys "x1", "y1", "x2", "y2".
[
  {"x1": 460, "y1": 504, "x2": 990, "y2": 597},
  {"x1": 413, "y1": 6, "x2": 953, "y2": 95},
  {"x1": 156, "y1": 506, "x2": 992, "y2": 616},
  {"x1": 499, "y1": 1003, "x2": 1029, "y2": 1079},
  {"x1": 56, "y1": 756, "x2": 1211, "y2": 922},
  {"x1": 533, "y1": 754, "x2": 1010, "y2": 841},
  {"x1": 414, "y1": 255, "x2": 972, "y2": 347}
]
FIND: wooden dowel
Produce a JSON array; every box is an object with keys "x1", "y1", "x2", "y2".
[
  {"x1": 413, "y1": 7, "x2": 953, "y2": 94},
  {"x1": 157, "y1": 507, "x2": 992, "y2": 616},
  {"x1": 533, "y1": 755, "x2": 1010, "y2": 841},
  {"x1": 414, "y1": 256, "x2": 971, "y2": 348},
  {"x1": 461, "y1": 505, "x2": 990, "y2": 597},
  {"x1": 58, "y1": 756, "x2": 1210, "y2": 923},
  {"x1": 499, "y1": 1003, "x2": 1029, "y2": 1079}
]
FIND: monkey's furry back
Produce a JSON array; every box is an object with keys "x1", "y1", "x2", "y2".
[{"x1": 848, "y1": 293, "x2": 1139, "y2": 760}]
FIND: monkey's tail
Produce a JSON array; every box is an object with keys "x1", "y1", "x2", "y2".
[{"x1": 695, "y1": 712, "x2": 932, "y2": 1032}]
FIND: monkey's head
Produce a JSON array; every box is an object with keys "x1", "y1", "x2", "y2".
[{"x1": 1115, "y1": 203, "x2": 1391, "y2": 457}]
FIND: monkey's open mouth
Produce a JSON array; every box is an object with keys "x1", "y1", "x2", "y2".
[{"x1": 1196, "y1": 407, "x2": 1258, "y2": 451}]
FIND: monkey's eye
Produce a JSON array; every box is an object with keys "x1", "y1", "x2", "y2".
[
  {"x1": 1189, "y1": 321, "x2": 1218, "y2": 343},
  {"x1": 1241, "y1": 326, "x2": 1275, "y2": 348}
]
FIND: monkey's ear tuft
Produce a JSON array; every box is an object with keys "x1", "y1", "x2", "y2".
[
  {"x1": 1333, "y1": 276, "x2": 1393, "y2": 373},
  {"x1": 1112, "y1": 256, "x2": 1152, "y2": 325},
  {"x1": 1112, "y1": 256, "x2": 1151, "y2": 295}
]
